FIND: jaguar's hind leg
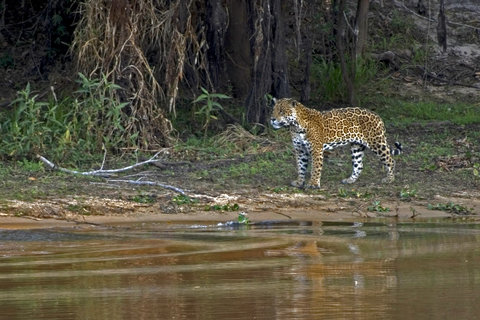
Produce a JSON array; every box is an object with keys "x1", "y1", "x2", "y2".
[
  {"x1": 342, "y1": 143, "x2": 366, "y2": 184},
  {"x1": 370, "y1": 142, "x2": 395, "y2": 183}
]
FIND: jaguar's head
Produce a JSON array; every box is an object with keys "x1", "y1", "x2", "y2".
[{"x1": 270, "y1": 98, "x2": 298, "y2": 130}]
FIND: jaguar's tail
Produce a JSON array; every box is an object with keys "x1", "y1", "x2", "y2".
[{"x1": 391, "y1": 142, "x2": 402, "y2": 156}]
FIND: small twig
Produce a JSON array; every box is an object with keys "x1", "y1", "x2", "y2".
[
  {"x1": 343, "y1": 11, "x2": 358, "y2": 36},
  {"x1": 50, "y1": 86, "x2": 57, "y2": 104},
  {"x1": 410, "y1": 207, "x2": 420, "y2": 219},
  {"x1": 273, "y1": 211, "x2": 292, "y2": 219},
  {"x1": 100, "y1": 144, "x2": 107, "y2": 170}
]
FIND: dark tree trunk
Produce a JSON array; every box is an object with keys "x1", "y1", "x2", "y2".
[
  {"x1": 245, "y1": 0, "x2": 272, "y2": 125},
  {"x1": 296, "y1": 0, "x2": 313, "y2": 104},
  {"x1": 299, "y1": 37, "x2": 312, "y2": 103},
  {"x1": 245, "y1": 0, "x2": 289, "y2": 125},
  {"x1": 206, "y1": 0, "x2": 228, "y2": 89},
  {"x1": 271, "y1": 0, "x2": 289, "y2": 99},
  {"x1": 335, "y1": 0, "x2": 355, "y2": 105},
  {"x1": 416, "y1": 0, "x2": 426, "y2": 16},
  {"x1": 224, "y1": 0, "x2": 252, "y2": 98},
  {"x1": 354, "y1": 0, "x2": 369, "y2": 58},
  {"x1": 437, "y1": 0, "x2": 447, "y2": 52}
]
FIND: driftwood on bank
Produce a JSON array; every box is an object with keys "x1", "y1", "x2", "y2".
[{"x1": 37, "y1": 153, "x2": 186, "y2": 195}]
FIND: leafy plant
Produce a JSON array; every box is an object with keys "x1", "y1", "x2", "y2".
[
  {"x1": 206, "y1": 203, "x2": 240, "y2": 212},
  {"x1": 272, "y1": 186, "x2": 289, "y2": 193},
  {"x1": 17, "y1": 159, "x2": 44, "y2": 173},
  {"x1": 172, "y1": 194, "x2": 198, "y2": 205},
  {"x1": 2, "y1": 83, "x2": 59, "y2": 158},
  {"x1": 400, "y1": 186, "x2": 417, "y2": 201},
  {"x1": 132, "y1": 193, "x2": 156, "y2": 204},
  {"x1": 427, "y1": 202, "x2": 473, "y2": 215},
  {"x1": 193, "y1": 87, "x2": 231, "y2": 136},
  {"x1": 311, "y1": 57, "x2": 344, "y2": 102},
  {"x1": 338, "y1": 187, "x2": 350, "y2": 198},
  {"x1": 338, "y1": 187, "x2": 372, "y2": 199},
  {"x1": 368, "y1": 200, "x2": 390, "y2": 212},
  {"x1": 311, "y1": 56, "x2": 379, "y2": 103},
  {"x1": 237, "y1": 212, "x2": 250, "y2": 224},
  {"x1": 473, "y1": 163, "x2": 480, "y2": 178},
  {"x1": 74, "y1": 72, "x2": 129, "y2": 148},
  {"x1": 0, "y1": 74, "x2": 131, "y2": 162}
]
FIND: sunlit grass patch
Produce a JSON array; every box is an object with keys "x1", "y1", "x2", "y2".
[{"x1": 376, "y1": 99, "x2": 480, "y2": 125}]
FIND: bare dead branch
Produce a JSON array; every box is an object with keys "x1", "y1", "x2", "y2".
[
  {"x1": 37, "y1": 153, "x2": 186, "y2": 195},
  {"x1": 37, "y1": 153, "x2": 163, "y2": 177}
]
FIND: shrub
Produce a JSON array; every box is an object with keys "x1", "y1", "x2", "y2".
[{"x1": 0, "y1": 73, "x2": 131, "y2": 162}]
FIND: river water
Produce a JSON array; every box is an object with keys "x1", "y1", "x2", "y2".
[{"x1": 0, "y1": 220, "x2": 479, "y2": 319}]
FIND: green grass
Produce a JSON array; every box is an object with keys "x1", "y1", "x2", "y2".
[
  {"x1": 174, "y1": 134, "x2": 249, "y2": 160},
  {"x1": 0, "y1": 161, "x2": 98, "y2": 201},
  {"x1": 222, "y1": 151, "x2": 294, "y2": 186},
  {"x1": 376, "y1": 99, "x2": 480, "y2": 126}
]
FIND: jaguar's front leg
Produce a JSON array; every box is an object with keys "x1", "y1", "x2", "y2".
[
  {"x1": 291, "y1": 138, "x2": 309, "y2": 188},
  {"x1": 306, "y1": 146, "x2": 324, "y2": 189}
]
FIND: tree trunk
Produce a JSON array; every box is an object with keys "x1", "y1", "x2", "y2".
[
  {"x1": 437, "y1": 0, "x2": 447, "y2": 52},
  {"x1": 300, "y1": 37, "x2": 312, "y2": 103},
  {"x1": 271, "y1": 0, "x2": 289, "y2": 99},
  {"x1": 354, "y1": 0, "x2": 369, "y2": 58},
  {"x1": 245, "y1": 0, "x2": 289, "y2": 125},
  {"x1": 297, "y1": 0, "x2": 313, "y2": 104},
  {"x1": 335, "y1": 0, "x2": 355, "y2": 105},
  {"x1": 224, "y1": 0, "x2": 252, "y2": 99},
  {"x1": 206, "y1": 0, "x2": 228, "y2": 89}
]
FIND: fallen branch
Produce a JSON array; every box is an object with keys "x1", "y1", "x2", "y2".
[
  {"x1": 416, "y1": 66, "x2": 480, "y2": 89},
  {"x1": 36, "y1": 153, "x2": 186, "y2": 195},
  {"x1": 37, "y1": 152, "x2": 162, "y2": 177}
]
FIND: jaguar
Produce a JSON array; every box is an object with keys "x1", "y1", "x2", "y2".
[{"x1": 270, "y1": 98, "x2": 402, "y2": 188}]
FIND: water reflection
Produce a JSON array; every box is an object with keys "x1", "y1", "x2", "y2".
[{"x1": 0, "y1": 221, "x2": 479, "y2": 319}]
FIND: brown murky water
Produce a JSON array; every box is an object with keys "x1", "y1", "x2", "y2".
[{"x1": 0, "y1": 220, "x2": 480, "y2": 319}]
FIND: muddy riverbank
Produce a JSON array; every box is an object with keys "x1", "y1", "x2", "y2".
[{"x1": 1, "y1": 122, "x2": 479, "y2": 228}]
